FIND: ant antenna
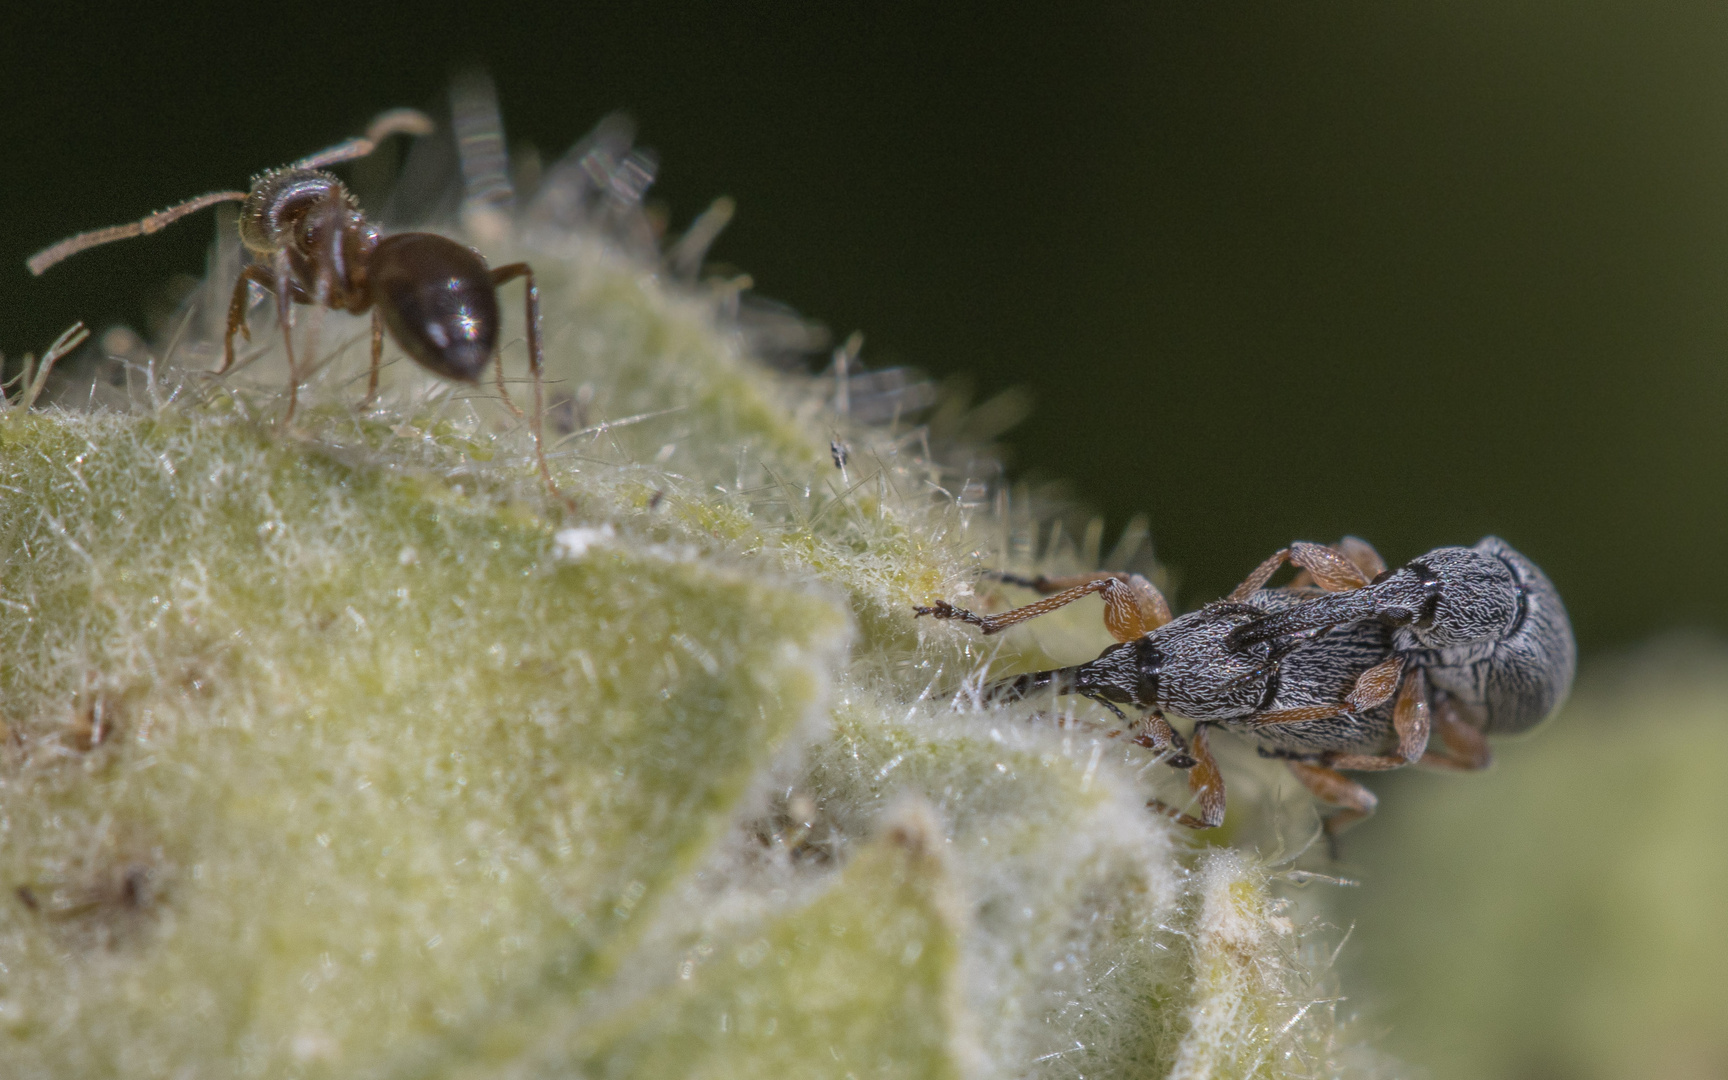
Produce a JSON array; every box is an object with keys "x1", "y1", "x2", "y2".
[
  {"x1": 291, "y1": 108, "x2": 435, "y2": 170},
  {"x1": 26, "y1": 108, "x2": 436, "y2": 277},
  {"x1": 27, "y1": 190, "x2": 248, "y2": 276}
]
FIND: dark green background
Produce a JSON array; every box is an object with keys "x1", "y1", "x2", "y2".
[{"x1": 6, "y1": 3, "x2": 1727, "y2": 654}]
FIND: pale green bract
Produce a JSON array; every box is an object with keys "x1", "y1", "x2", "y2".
[{"x1": 0, "y1": 132, "x2": 1389, "y2": 1079}]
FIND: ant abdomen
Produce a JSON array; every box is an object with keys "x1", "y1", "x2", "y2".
[{"x1": 370, "y1": 233, "x2": 500, "y2": 382}]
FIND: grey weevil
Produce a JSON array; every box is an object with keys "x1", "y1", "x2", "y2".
[
  {"x1": 1228, "y1": 535, "x2": 1577, "y2": 751},
  {"x1": 915, "y1": 540, "x2": 1439, "y2": 835}
]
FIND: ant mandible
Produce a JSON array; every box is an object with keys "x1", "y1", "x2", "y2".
[{"x1": 27, "y1": 109, "x2": 564, "y2": 502}]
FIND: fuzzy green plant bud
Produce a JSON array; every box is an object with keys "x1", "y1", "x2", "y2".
[{"x1": 0, "y1": 116, "x2": 1390, "y2": 1079}]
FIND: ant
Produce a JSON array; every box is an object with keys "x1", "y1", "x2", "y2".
[
  {"x1": 916, "y1": 536, "x2": 1571, "y2": 841},
  {"x1": 27, "y1": 109, "x2": 564, "y2": 502}
]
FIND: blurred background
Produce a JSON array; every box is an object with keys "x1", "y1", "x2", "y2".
[{"x1": 4, "y1": 4, "x2": 1727, "y2": 1077}]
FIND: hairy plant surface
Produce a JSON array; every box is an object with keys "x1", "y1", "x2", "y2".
[{"x1": 0, "y1": 119, "x2": 1387, "y2": 1079}]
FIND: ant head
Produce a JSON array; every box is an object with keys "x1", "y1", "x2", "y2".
[
  {"x1": 237, "y1": 170, "x2": 358, "y2": 256},
  {"x1": 26, "y1": 108, "x2": 433, "y2": 277}
]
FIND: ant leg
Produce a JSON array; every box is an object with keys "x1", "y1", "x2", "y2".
[
  {"x1": 493, "y1": 351, "x2": 523, "y2": 417},
  {"x1": 1285, "y1": 759, "x2": 1378, "y2": 845},
  {"x1": 1148, "y1": 723, "x2": 1225, "y2": 829},
  {"x1": 363, "y1": 309, "x2": 385, "y2": 407},
  {"x1": 490, "y1": 262, "x2": 566, "y2": 505},
  {"x1": 917, "y1": 575, "x2": 1166, "y2": 642},
  {"x1": 1420, "y1": 692, "x2": 1492, "y2": 771},
  {"x1": 220, "y1": 264, "x2": 275, "y2": 375},
  {"x1": 270, "y1": 251, "x2": 301, "y2": 423}
]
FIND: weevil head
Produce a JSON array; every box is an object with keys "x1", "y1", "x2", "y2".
[{"x1": 1370, "y1": 545, "x2": 1521, "y2": 649}]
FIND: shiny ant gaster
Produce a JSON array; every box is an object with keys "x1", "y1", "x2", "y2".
[{"x1": 28, "y1": 109, "x2": 563, "y2": 501}]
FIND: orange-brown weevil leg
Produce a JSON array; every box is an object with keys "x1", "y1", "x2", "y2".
[
  {"x1": 1344, "y1": 654, "x2": 1406, "y2": 713},
  {"x1": 1420, "y1": 692, "x2": 1492, "y2": 771},
  {"x1": 1251, "y1": 657, "x2": 1416, "y2": 754},
  {"x1": 1288, "y1": 541, "x2": 1372, "y2": 592},
  {"x1": 1130, "y1": 710, "x2": 1197, "y2": 768},
  {"x1": 1227, "y1": 548, "x2": 1291, "y2": 602},
  {"x1": 1226, "y1": 541, "x2": 1369, "y2": 603},
  {"x1": 1337, "y1": 535, "x2": 1388, "y2": 579},
  {"x1": 1149, "y1": 724, "x2": 1226, "y2": 829},
  {"x1": 1286, "y1": 759, "x2": 1378, "y2": 849},
  {"x1": 996, "y1": 570, "x2": 1173, "y2": 638},
  {"x1": 1324, "y1": 666, "x2": 1431, "y2": 771},
  {"x1": 917, "y1": 574, "x2": 1167, "y2": 643}
]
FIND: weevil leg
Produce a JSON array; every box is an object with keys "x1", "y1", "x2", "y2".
[
  {"x1": 917, "y1": 574, "x2": 1167, "y2": 643},
  {"x1": 1420, "y1": 692, "x2": 1492, "y2": 771},
  {"x1": 1291, "y1": 541, "x2": 1373, "y2": 591},
  {"x1": 1338, "y1": 535, "x2": 1388, "y2": 579},
  {"x1": 1285, "y1": 759, "x2": 1378, "y2": 847},
  {"x1": 1290, "y1": 535, "x2": 1388, "y2": 589},
  {"x1": 1130, "y1": 710, "x2": 1197, "y2": 768},
  {"x1": 1344, "y1": 654, "x2": 1405, "y2": 712},
  {"x1": 220, "y1": 264, "x2": 276, "y2": 375},
  {"x1": 1245, "y1": 703, "x2": 1351, "y2": 727},
  {"x1": 1392, "y1": 665, "x2": 1431, "y2": 762},
  {"x1": 1226, "y1": 548, "x2": 1291, "y2": 602},
  {"x1": 992, "y1": 570, "x2": 1172, "y2": 637},
  {"x1": 1149, "y1": 723, "x2": 1225, "y2": 829},
  {"x1": 1226, "y1": 542, "x2": 1369, "y2": 603},
  {"x1": 1323, "y1": 667, "x2": 1434, "y2": 770},
  {"x1": 1245, "y1": 653, "x2": 1406, "y2": 734}
]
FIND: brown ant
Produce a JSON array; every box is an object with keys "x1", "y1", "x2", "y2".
[{"x1": 27, "y1": 109, "x2": 564, "y2": 501}]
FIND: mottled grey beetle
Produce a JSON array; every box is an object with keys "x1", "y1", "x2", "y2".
[
  {"x1": 1229, "y1": 536, "x2": 1576, "y2": 746},
  {"x1": 916, "y1": 536, "x2": 1574, "y2": 839},
  {"x1": 915, "y1": 540, "x2": 1424, "y2": 834}
]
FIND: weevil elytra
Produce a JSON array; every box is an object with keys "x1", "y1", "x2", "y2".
[
  {"x1": 27, "y1": 109, "x2": 566, "y2": 504},
  {"x1": 1228, "y1": 536, "x2": 1576, "y2": 746},
  {"x1": 915, "y1": 536, "x2": 1573, "y2": 840}
]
